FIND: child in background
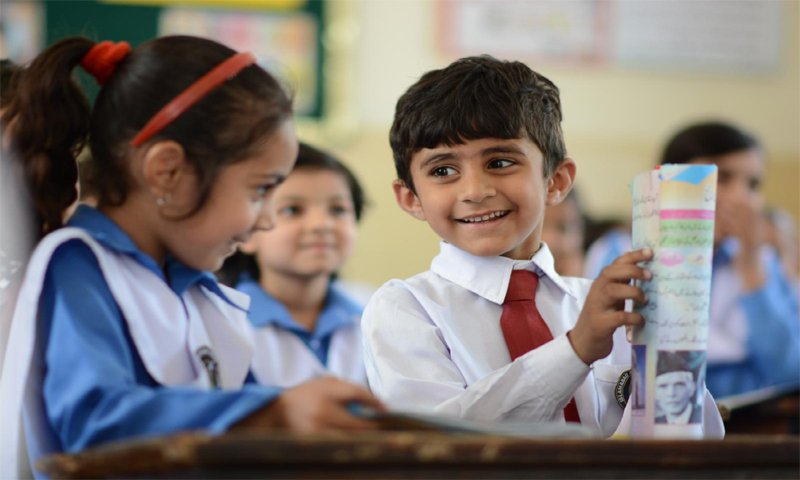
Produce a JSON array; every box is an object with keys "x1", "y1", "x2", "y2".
[
  {"x1": 764, "y1": 206, "x2": 799, "y2": 282},
  {"x1": 218, "y1": 142, "x2": 368, "y2": 387},
  {"x1": 361, "y1": 55, "x2": 724, "y2": 438},
  {"x1": 583, "y1": 121, "x2": 799, "y2": 398},
  {"x1": 0, "y1": 36, "x2": 382, "y2": 478},
  {"x1": 541, "y1": 189, "x2": 586, "y2": 277},
  {"x1": 583, "y1": 221, "x2": 631, "y2": 279},
  {"x1": 0, "y1": 58, "x2": 36, "y2": 382}
]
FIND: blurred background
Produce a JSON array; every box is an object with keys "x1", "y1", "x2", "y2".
[{"x1": 2, "y1": 0, "x2": 797, "y2": 289}]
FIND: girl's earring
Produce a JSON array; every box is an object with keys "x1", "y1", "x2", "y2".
[{"x1": 156, "y1": 193, "x2": 172, "y2": 207}]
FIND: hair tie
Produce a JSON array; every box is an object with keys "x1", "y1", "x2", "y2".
[{"x1": 81, "y1": 40, "x2": 131, "y2": 85}]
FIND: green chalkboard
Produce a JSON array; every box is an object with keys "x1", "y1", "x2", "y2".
[
  {"x1": 45, "y1": 0, "x2": 159, "y2": 47},
  {"x1": 44, "y1": 0, "x2": 159, "y2": 100},
  {"x1": 42, "y1": 0, "x2": 326, "y2": 117}
]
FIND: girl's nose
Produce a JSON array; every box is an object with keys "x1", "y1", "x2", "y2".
[
  {"x1": 253, "y1": 203, "x2": 276, "y2": 232},
  {"x1": 307, "y1": 207, "x2": 334, "y2": 231}
]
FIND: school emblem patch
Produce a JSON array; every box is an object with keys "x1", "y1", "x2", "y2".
[{"x1": 615, "y1": 369, "x2": 631, "y2": 409}]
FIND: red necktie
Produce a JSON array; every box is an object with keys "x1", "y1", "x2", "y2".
[{"x1": 500, "y1": 270, "x2": 581, "y2": 423}]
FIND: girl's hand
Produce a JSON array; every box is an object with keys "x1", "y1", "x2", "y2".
[
  {"x1": 718, "y1": 199, "x2": 767, "y2": 290},
  {"x1": 568, "y1": 248, "x2": 653, "y2": 364},
  {"x1": 233, "y1": 377, "x2": 386, "y2": 433}
]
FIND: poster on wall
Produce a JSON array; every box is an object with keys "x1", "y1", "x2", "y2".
[
  {"x1": 159, "y1": 6, "x2": 321, "y2": 116},
  {"x1": 438, "y1": 0, "x2": 608, "y2": 65},
  {"x1": 438, "y1": 0, "x2": 782, "y2": 73}
]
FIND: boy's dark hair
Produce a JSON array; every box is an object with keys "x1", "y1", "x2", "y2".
[
  {"x1": 217, "y1": 142, "x2": 366, "y2": 286},
  {"x1": 389, "y1": 55, "x2": 566, "y2": 192},
  {"x1": 660, "y1": 121, "x2": 760, "y2": 166},
  {"x1": 2, "y1": 35, "x2": 293, "y2": 237}
]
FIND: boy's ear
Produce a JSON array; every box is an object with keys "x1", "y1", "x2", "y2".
[
  {"x1": 546, "y1": 157, "x2": 577, "y2": 206},
  {"x1": 393, "y1": 179, "x2": 426, "y2": 221},
  {"x1": 141, "y1": 140, "x2": 188, "y2": 199}
]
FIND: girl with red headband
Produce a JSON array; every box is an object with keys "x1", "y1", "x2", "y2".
[{"x1": 0, "y1": 36, "x2": 384, "y2": 477}]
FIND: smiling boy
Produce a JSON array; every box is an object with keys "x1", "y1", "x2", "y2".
[{"x1": 361, "y1": 56, "x2": 724, "y2": 437}]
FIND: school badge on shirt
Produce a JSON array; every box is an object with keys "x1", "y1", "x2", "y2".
[{"x1": 615, "y1": 369, "x2": 631, "y2": 409}]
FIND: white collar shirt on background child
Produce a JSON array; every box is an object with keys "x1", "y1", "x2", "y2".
[
  {"x1": 236, "y1": 279, "x2": 366, "y2": 387},
  {"x1": 706, "y1": 238, "x2": 800, "y2": 396},
  {"x1": 361, "y1": 241, "x2": 724, "y2": 438}
]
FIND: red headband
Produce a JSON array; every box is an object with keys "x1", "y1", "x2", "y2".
[
  {"x1": 130, "y1": 52, "x2": 257, "y2": 147},
  {"x1": 81, "y1": 41, "x2": 131, "y2": 85}
]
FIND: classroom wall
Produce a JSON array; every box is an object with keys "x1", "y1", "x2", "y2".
[
  {"x1": 5, "y1": 0, "x2": 796, "y2": 290},
  {"x1": 298, "y1": 0, "x2": 800, "y2": 289}
]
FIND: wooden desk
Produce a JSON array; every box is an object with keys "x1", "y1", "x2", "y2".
[
  {"x1": 38, "y1": 432, "x2": 799, "y2": 479},
  {"x1": 718, "y1": 387, "x2": 799, "y2": 435}
]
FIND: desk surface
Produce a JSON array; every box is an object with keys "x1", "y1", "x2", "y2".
[{"x1": 39, "y1": 432, "x2": 799, "y2": 479}]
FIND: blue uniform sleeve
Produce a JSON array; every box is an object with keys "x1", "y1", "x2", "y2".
[
  {"x1": 707, "y1": 253, "x2": 800, "y2": 397},
  {"x1": 40, "y1": 240, "x2": 282, "y2": 453},
  {"x1": 738, "y1": 253, "x2": 800, "y2": 387},
  {"x1": 583, "y1": 230, "x2": 631, "y2": 279}
]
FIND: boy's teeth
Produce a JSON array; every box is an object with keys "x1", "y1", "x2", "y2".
[{"x1": 463, "y1": 211, "x2": 504, "y2": 223}]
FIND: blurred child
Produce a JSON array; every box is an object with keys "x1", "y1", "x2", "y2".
[
  {"x1": 584, "y1": 121, "x2": 799, "y2": 398},
  {"x1": 541, "y1": 189, "x2": 586, "y2": 277},
  {"x1": 764, "y1": 206, "x2": 799, "y2": 282},
  {"x1": 361, "y1": 55, "x2": 723, "y2": 437},
  {"x1": 219, "y1": 142, "x2": 368, "y2": 387},
  {"x1": 0, "y1": 36, "x2": 382, "y2": 478},
  {"x1": 583, "y1": 219, "x2": 631, "y2": 279},
  {"x1": 0, "y1": 58, "x2": 36, "y2": 382}
]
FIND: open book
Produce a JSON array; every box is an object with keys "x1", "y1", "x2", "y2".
[{"x1": 347, "y1": 403, "x2": 597, "y2": 438}]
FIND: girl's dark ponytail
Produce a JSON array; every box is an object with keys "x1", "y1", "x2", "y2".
[{"x1": 2, "y1": 37, "x2": 94, "y2": 238}]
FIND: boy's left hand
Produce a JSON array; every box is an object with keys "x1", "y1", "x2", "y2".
[{"x1": 569, "y1": 248, "x2": 653, "y2": 365}]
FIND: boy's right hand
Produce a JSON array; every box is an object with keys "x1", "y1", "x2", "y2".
[
  {"x1": 568, "y1": 248, "x2": 653, "y2": 365},
  {"x1": 233, "y1": 377, "x2": 386, "y2": 433}
]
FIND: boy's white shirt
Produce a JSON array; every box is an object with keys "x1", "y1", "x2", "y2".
[
  {"x1": 361, "y1": 240, "x2": 724, "y2": 438},
  {"x1": 0, "y1": 228, "x2": 255, "y2": 478},
  {"x1": 250, "y1": 321, "x2": 367, "y2": 387}
]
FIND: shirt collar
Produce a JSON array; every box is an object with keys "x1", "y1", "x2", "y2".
[
  {"x1": 237, "y1": 279, "x2": 297, "y2": 330},
  {"x1": 236, "y1": 279, "x2": 361, "y2": 338},
  {"x1": 316, "y1": 285, "x2": 362, "y2": 338},
  {"x1": 430, "y1": 241, "x2": 580, "y2": 305},
  {"x1": 68, "y1": 204, "x2": 240, "y2": 304}
]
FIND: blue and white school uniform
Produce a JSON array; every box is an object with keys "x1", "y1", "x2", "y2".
[
  {"x1": 236, "y1": 279, "x2": 366, "y2": 387},
  {"x1": 584, "y1": 231, "x2": 800, "y2": 398},
  {"x1": 0, "y1": 206, "x2": 281, "y2": 478},
  {"x1": 361, "y1": 241, "x2": 724, "y2": 438},
  {"x1": 705, "y1": 240, "x2": 799, "y2": 397}
]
